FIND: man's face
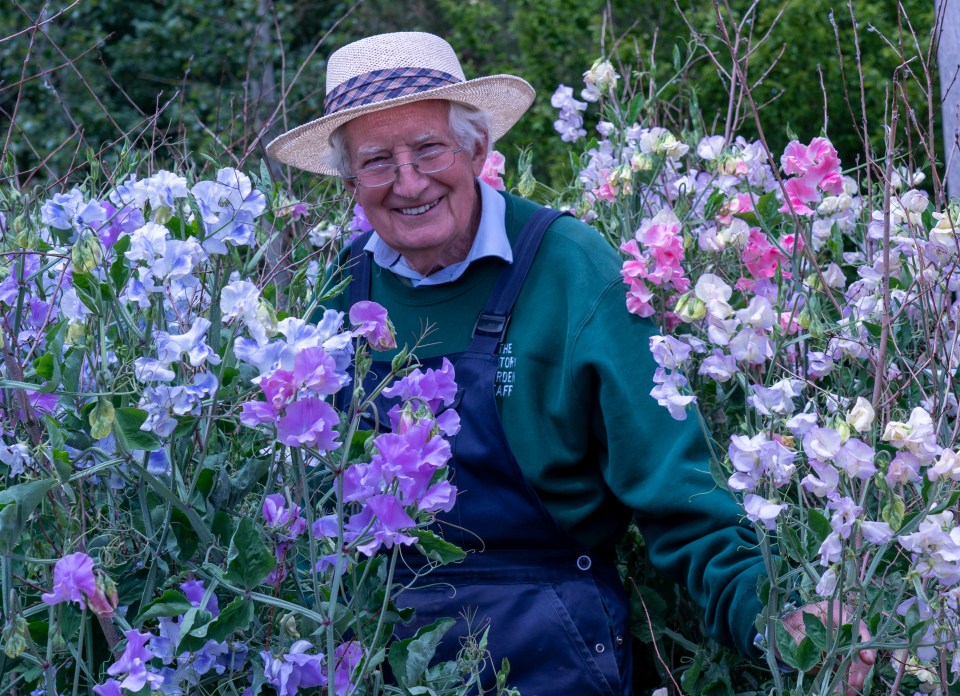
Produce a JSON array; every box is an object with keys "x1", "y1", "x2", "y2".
[{"x1": 342, "y1": 100, "x2": 487, "y2": 275}]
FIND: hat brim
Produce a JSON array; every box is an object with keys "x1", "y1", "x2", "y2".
[{"x1": 265, "y1": 74, "x2": 535, "y2": 175}]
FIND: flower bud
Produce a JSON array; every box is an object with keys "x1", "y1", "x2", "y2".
[
  {"x1": 87, "y1": 572, "x2": 118, "y2": 617},
  {"x1": 67, "y1": 322, "x2": 86, "y2": 343},
  {"x1": 2, "y1": 615, "x2": 29, "y2": 659},
  {"x1": 674, "y1": 293, "x2": 706, "y2": 323},
  {"x1": 256, "y1": 301, "x2": 279, "y2": 338},
  {"x1": 152, "y1": 206, "x2": 174, "y2": 225},
  {"x1": 281, "y1": 613, "x2": 300, "y2": 639},
  {"x1": 89, "y1": 400, "x2": 116, "y2": 441},
  {"x1": 835, "y1": 419, "x2": 851, "y2": 443},
  {"x1": 71, "y1": 232, "x2": 104, "y2": 274}
]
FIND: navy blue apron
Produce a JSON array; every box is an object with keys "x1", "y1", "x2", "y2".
[{"x1": 346, "y1": 209, "x2": 632, "y2": 695}]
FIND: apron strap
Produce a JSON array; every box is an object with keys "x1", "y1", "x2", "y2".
[
  {"x1": 343, "y1": 208, "x2": 570, "y2": 356},
  {"x1": 468, "y1": 207, "x2": 569, "y2": 355},
  {"x1": 347, "y1": 230, "x2": 375, "y2": 306}
]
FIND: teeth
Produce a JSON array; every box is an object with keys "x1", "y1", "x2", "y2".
[{"x1": 400, "y1": 200, "x2": 438, "y2": 215}]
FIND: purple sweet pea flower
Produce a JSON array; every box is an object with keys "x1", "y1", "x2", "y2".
[
  {"x1": 262, "y1": 641, "x2": 327, "y2": 696},
  {"x1": 260, "y1": 369, "x2": 299, "y2": 412},
  {"x1": 92, "y1": 679, "x2": 123, "y2": 696},
  {"x1": 263, "y1": 493, "x2": 307, "y2": 539},
  {"x1": 276, "y1": 398, "x2": 341, "y2": 451},
  {"x1": 334, "y1": 642, "x2": 364, "y2": 696},
  {"x1": 349, "y1": 301, "x2": 396, "y2": 351},
  {"x1": 106, "y1": 629, "x2": 161, "y2": 692},
  {"x1": 240, "y1": 400, "x2": 275, "y2": 427},
  {"x1": 650, "y1": 368, "x2": 696, "y2": 420},
  {"x1": 181, "y1": 578, "x2": 219, "y2": 618},
  {"x1": 42, "y1": 552, "x2": 97, "y2": 608},
  {"x1": 348, "y1": 203, "x2": 373, "y2": 234},
  {"x1": 743, "y1": 494, "x2": 786, "y2": 530}
]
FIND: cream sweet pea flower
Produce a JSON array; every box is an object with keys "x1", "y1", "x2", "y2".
[{"x1": 846, "y1": 397, "x2": 875, "y2": 433}]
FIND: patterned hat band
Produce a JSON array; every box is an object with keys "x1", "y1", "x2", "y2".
[{"x1": 324, "y1": 67, "x2": 461, "y2": 116}]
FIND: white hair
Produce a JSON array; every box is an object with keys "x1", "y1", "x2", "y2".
[{"x1": 325, "y1": 101, "x2": 491, "y2": 178}]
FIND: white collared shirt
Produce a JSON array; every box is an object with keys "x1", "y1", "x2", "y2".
[{"x1": 363, "y1": 179, "x2": 512, "y2": 286}]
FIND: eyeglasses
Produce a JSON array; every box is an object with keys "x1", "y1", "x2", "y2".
[{"x1": 347, "y1": 147, "x2": 464, "y2": 188}]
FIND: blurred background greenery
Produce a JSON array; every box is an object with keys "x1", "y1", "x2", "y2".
[{"x1": 0, "y1": 0, "x2": 937, "y2": 192}]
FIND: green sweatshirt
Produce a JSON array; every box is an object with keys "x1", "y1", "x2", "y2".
[{"x1": 325, "y1": 191, "x2": 765, "y2": 655}]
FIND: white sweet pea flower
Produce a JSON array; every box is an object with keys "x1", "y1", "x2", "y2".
[
  {"x1": 821, "y1": 262, "x2": 847, "y2": 289},
  {"x1": 156, "y1": 318, "x2": 221, "y2": 368},
  {"x1": 697, "y1": 135, "x2": 725, "y2": 160},
  {"x1": 845, "y1": 397, "x2": 875, "y2": 433},
  {"x1": 743, "y1": 494, "x2": 786, "y2": 530},
  {"x1": 695, "y1": 273, "x2": 733, "y2": 319},
  {"x1": 735, "y1": 296, "x2": 776, "y2": 330},
  {"x1": 639, "y1": 128, "x2": 689, "y2": 159},
  {"x1": 927, "y1": 449, "x2": 960, "y2": 482}
]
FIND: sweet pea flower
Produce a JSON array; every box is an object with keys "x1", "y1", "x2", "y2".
[
  {"x1": 93, "y1": 679, "x2": 124, "y2": 696},
  {"x1": 650, "y1": 368, "x2": 696, "y2": 420},
  {"x1": 479, "y1": 150, "x2": 506, "y2": 190},
  {"x1": 107, "y1": 630, "x2": 162, "y2": 692},
  {"x1": 861, "y1": 520, "x2": 895, "y2": 545},
  {"x1": 277, "y1": 398, "x2": 341, "y2": 451},
  {"x1": 816, "y1": 566, "x2": 839, "y2": 596},
  {"x1": 728, "y1": 328, "x2": 773, "y2": 365},
  {"x1": 349, "y1": 301, "x2": 396, "y2": 351},
  {"x1": 928, "y1": 448, "x2": 960, "y2": 482},
  {"x1": 846, "y1": 397, "x2": 875, "y2": 433},
  {"x1": 803, "y1": 427, "x2": 843, "y2": 460},
  {"x1": 649, "y1": 335, "x2": 693, "y2": 369},
  {"x1": 42, "y1": 552, "x2": 97, "y2": 608},
  {"x1": 818, "y1": 532, "x2": 843, "y2": 565},
  {"x1": 835, "y1": 438, "x2": 877, "y2": 479},
  {"x1": 698, "y1": 351, "x2": 739, "y2": 382},
  {"x1": 801, "y1": 459, "x2": 840, "y2": 498},
  {"x1": 743, "y1": 494, "x2": 786, "y2": 530},
  {"x1": 263, "y1": 493, "x2": 308, "y2": 539}
]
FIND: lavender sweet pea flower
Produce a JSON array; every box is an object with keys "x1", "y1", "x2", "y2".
[
  {"x1": 861, "y1": 520, "x2": 895, "y2": 544},
  {"x1": 156, "y1": 318, "x2": 221, "y2": 368},
  {"x1": 142, "y1": 170, "x2": 189, "y2": 211},
  {"x1": 743, "y1": 494, "x2": 786, "y2": 530},
  {"x1": 758, "y1": 439, "x2": 797, "y2": 487},
  {"x1": 818, "y1": 532, "x2": 843, "y2": 565},
  {"x1": 698, "y1": 350, "x2": 739, "y2": 382},
  {"x1": 803, "y1": 427, "x2": 843, "y2": 460},
  {"x1": 262, "y1": 493, "x2": 307, "y2": 539},
  {"x1": 192, "y1": 168, "x2": 266, "y2": 255},
  {"x1": 277, "y1": 398, "x2": 341, "y2": 451},
  {"x1": 727, "y1": 433, "x2": 766, "y2": 492},
  {"x1": 835, "y1": 438, "x2": 877, "y2": 479},
  {"x1": 0, "y1": 443, "x2": 31, "y2": 476},
  {"x1": 334, "y1": 643, "x2": 363, "y2": 696},
  {"x1": 106, "y1": 629, "x2": 161, "y2": 692},
  {"x1": 650, "y1": 368, "x2": 696, "y2": 420},
  {"x1": 649, "y1": 335, "x2": 693, "y2": 369},
  {"x1": 800, "y1": 459, "x2": 840, "y2": 497},
  {"x1": 42, "y1": 552, "x2": 97, "y2": 607},
  {"x1": 349, "y1": 301, "x2": 396, "y2": 351}
]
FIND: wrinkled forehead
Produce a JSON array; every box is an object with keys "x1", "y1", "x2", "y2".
[{"x1": 342, "y1": 100, "x2": 453, "y2": 155}]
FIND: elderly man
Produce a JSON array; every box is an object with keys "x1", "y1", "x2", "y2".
[{"x1": 267, "y1": 32, "x2": 872, "y2": 695}]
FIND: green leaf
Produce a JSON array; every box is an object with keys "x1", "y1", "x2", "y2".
[
  {"x1": 755, "y1": 191, "x2": 782, "y2": 227},
  {"x1": 209, "y1": 457, "x2": 271, "y2": 511},
  {"x1": 412, "y1": 529, "x2": 465, "y2": 565},
  {"x1": 135, "y1": 590, "x2": 193, "y2": 623},
  {"x1": 388, "y1": 618, "x2": 456, "y2": 688},
  {"x1": 801, "y1": 612, "x2": 827, "y2": 651},
  {"x1": 807, "y1": 509, "x2": 831, "y2": 546},
  {"x1": 0, "y1": 479, "x2": 56, "y2": 552},
  {"x1": 180, "y1": 598, "x2": 254, "y2": 652},
  {"x1": 33, "y1": 353, "x2": 55, "y2": 380},
  {"x1": 224, "y1": 517, "x2": 276, "y2": 590},
  {"x1": 113, "y1": 407, "x2": 162, "y2": 452},
  {"x1": 794, "y1": 637, "x2": 820, "y2": 672},
  {"x1": 774, "y1": 621, "x2": 800, "y2": 671},
  {"x1": 176, "y1": 607, "x2": 213, "y2": 652}
]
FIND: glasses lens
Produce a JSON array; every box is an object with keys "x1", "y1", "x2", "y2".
[
  {"x1": 415, "y1": 148, "x2": 456, "y2": 174},
  {"x1": 356, "y1": 164, "x2": 396, "y2": 188}
]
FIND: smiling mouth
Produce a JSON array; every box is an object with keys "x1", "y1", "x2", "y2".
[{"x1": 399, "y1": 198, "x2": 441, "y2": 216}]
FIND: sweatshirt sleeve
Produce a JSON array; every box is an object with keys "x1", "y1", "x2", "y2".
[{"x1": 572, "y1": 278, "x2": 766, "y2": 656}]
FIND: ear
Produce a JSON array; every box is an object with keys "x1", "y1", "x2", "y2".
[{"x1": 469, "y1": 133, "x2": 490, "y2": 176}]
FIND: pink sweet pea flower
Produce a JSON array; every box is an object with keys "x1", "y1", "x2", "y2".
[
  {"x1": 479, "y1": 150, "x2": 506, "y2": 190},
  {"x1": 349, "y1": 301, "x2": 396, "y2": 351},
  {"x1": 742, "y1": 230, "x2": 782, "y2": 279}
]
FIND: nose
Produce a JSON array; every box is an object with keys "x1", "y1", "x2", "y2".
[{"x1": 391, "y1": 158, "x2": 430, "y2": 198}]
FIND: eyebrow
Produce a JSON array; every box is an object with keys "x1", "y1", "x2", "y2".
[{"x1": 355, "y1": 132, "x2": 440, "y2": 156}]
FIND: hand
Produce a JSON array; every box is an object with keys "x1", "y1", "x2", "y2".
[{"x1": 781, "y1": 601, "x2": 876, "y2": 695}]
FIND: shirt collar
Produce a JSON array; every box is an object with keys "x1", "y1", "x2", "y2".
[{"x1": 363, "y1": 178, "x2": 511, "y2": 287}]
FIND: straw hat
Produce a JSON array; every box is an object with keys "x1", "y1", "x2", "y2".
[{"x1": 265, "y1": 32, "x2": 535, "y2": 175}]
